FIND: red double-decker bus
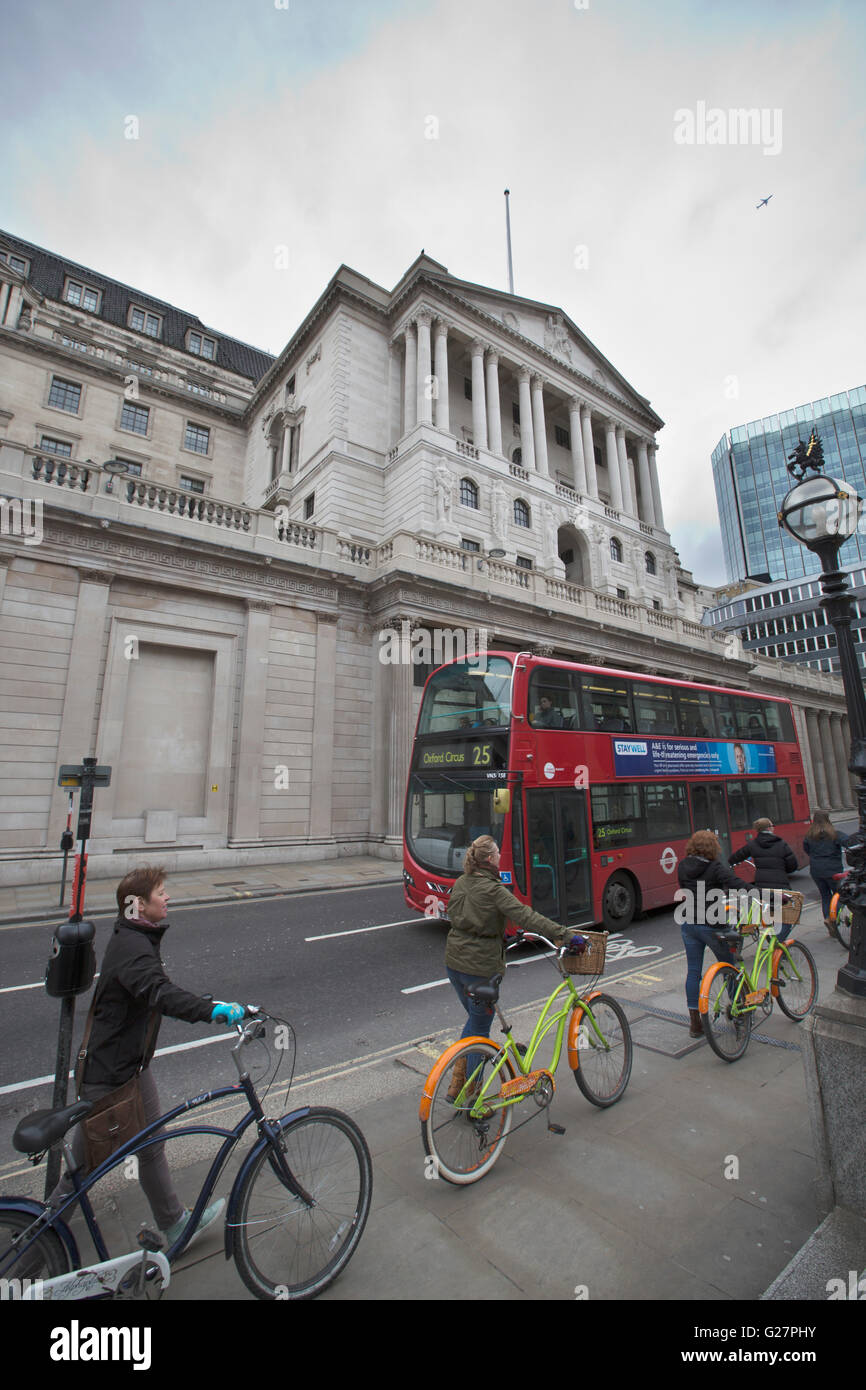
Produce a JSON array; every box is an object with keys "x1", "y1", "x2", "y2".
[{"x1": 402, "y1": 652, "x2": 809, "y2": 931}]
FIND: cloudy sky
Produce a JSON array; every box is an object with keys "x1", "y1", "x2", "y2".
[{"x1": 4, "y1": 0, "x2": 865, "y2": 583}]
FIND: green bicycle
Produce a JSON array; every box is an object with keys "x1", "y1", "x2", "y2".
[
  {"x1": 419, "y1": 930, "x2": 632, "y2": 1185},
  {"x1": 698, "y1": 894, "x2": 818, "y2": 1062}
]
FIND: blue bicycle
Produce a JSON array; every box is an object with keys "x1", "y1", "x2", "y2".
[{"x1": 0, "y1": 1008, "x2": 372, "y2": 1301}]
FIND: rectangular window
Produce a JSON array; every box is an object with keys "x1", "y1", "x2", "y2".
[
  {"x1": 115, "y1": 457, "x2": 143, "y2": 477},
  {"x1": 516, "y1": 556, "x2": 533, "y2": 570},
  {"x1": 643, "y1": 783, "x2": 691, "y2": 841},
  {"x1": 632, "y1": 681, "x2": 677, "y2": 735},
  {"x1": 464, "y1": 377, "x2": 472, "y2": 400},
  {"x1": 48, "y1": 377, "x2": 82, "y2": 413},
  {"x1": 304, "y1": 492, "x2": 315, "y2": 519},
  {"x1": 528, "y1": 667, "x2": 579, "y2": 730},
  {"x1": 579, "y1": 674, "x2": 632, "y2": 732},
  {"x1": 188, "y1": 331, "x2": 216, "y2": 360},
  {"x1": 0, "y1": 250, "x2": 29, "y2": 275},
  {"x1": 461, "y1": 538, "x2": 480, "y2": 552},
  {"x1": 590, "y1": 784, "x2": 644, "y2": 850},
  {"x1": 512, "y1": 402, "x2": 520, "y2": 424},
  {"x1": 130, "y1": 306, "x2": 162, "y2": 338},
  {"x1": 184, "y1": 422, "x2": 210, "y2": 455},
  {"x1": 39, "y1": 435, "x2": 73, "y2": 456},
  {"x1": 64, "y1": 279, "x2": 100, "y2": 312},
  {"x1": 120, "y1": 402, "x2": 150, "y2": 435},
  {"x1": 179, "y1": 475, "x2": 205, "y2": 494},
  {"x1": 675, "y1": 689, "x2": 715, "y2": 737},
  {"x1": 554, "y1": 425, "x2": 570, "y2": 449}
]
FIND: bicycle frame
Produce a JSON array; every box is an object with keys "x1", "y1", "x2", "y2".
[
  {"x1": 0, "y1": 1070, "x2": 311, "y2": 1284},
  {"x1": 700, "y1": 921, "x2": 800, "y2": 1019}
]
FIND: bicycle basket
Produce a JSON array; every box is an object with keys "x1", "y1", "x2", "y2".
[
  {"x1": 560, "y1": 930, "x2": 607, "y2": 976},
  {"x1": 778, "y1": 891, "x2": 803, "y2": 926}
]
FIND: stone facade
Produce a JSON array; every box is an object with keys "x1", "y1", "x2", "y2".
[{"x1": 0, "y1": 232, "x2": 854, "y2": 886}]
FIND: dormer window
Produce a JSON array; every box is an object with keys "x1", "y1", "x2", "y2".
[
  {"x1": 187, "y1": 330, "x2": 217, "y2": 360},
  {"x1": 0, "y1": 249, "x2": 29, "y2": 276},
  {"x1": 129, "y1": 306, "x2": 162, "y2": 339},
  {"x1": 63, "y1": 278, "x2": 101, "y2": 313}
]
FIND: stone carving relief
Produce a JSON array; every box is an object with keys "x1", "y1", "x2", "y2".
[
  {"x1": 544, "y1": 313, "x2": 572, "y2": 363},
  {"x1": 433, "y1": 461, "x2": 454, "y2": 524},
  {"x1": 490, "y1": 481, "x2": 509, "y2": 543}
]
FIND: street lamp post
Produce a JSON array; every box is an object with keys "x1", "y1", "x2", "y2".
[{"x1": 778, "y1": 431, "x2": 866, "y2": 997}]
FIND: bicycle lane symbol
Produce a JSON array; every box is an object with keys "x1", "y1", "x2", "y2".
[{"x1": 604, "y1": 934, "x2": 664, "y2": 963}]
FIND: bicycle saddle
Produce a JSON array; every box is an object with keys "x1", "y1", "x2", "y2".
[
  {"x1": 13, "y1": 1100, "x2": 93, "y2": 1155},
  {"x1": 720, "y1": 931, "x2": 743, "y2": 948},
  {"x1": 466, "y1": 974, "x2": 503, "y2": 1006}
]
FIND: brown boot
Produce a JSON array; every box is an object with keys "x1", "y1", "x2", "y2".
[
  {"x1": 446, "y1": 1057, "x2": 467, "y2": 1102},
  {"x1": 688, "y1": 1009, "x2": 703, "y2": 1038}
]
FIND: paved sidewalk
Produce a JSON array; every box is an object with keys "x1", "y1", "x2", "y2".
[
  {"x1": 0, "y1": 854, "x2": 404, "y2": 925},
  {"x1": 14, "y1": 887, "x2": 861, "y2": 1303}
]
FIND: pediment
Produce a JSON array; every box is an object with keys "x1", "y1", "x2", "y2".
[{"x1": 436, "y1": 279, "x2": 650, "y2": 416}]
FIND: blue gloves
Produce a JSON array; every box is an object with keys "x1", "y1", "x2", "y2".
[{"x1": 211, "y1": 1002, "x2": 244, "y2": 1025}]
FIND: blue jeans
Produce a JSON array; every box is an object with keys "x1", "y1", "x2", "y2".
[
  {"x1": 447, "y1": 967, "x2": 495, "y2": 1040},
  {"x1": 681, "y1": 923, "x2": 737, "y2": 1011},
  {"x1": 810, "y1": 871, "x2": 837, "y2": 920}
]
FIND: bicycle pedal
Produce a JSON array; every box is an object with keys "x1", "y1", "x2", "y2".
[
  {"x1": 547, "y1": 1123, "x2": 566, "y2": 1135},
  {"x1": 137, "y1": 1227, "x2": 163, "y2": 1252}
]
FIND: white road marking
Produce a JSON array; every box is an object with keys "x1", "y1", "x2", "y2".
[
  {"x1": 0, "y1": 1032, "x2": 234, "y2": 1096},
  {"x1": 401, "y1": 949, "x2": 555, "y2": 994},
  {"x1": 305, "y1": 918, "x2": 420, "y2": 941}
]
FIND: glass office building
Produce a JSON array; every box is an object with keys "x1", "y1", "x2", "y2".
[
  {"x1": 712, "y1": 385, "x2": 866, "y2": 585},
  {"x1": 707, "y1": 385, "x2": 866, "y2": 674}
]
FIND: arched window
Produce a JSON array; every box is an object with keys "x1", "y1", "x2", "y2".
[
  {"x1": 513, "y1": 498, "x2": 530, "y2": 528},
  {"x1": 610, "y1": 537, "x2": 623, "y2": 563},
  {"x1": 645, "y1": 551, "x2": 657, "y2": 575},
  {"x1": 460, "y1": 477, "x2": 479, "y2": 509},
  {"x1": 512, "y1": 447, "x2": 522, "y2": 465}
]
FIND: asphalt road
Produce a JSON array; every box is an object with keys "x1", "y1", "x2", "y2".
[{"x1": 0, "y1": 881, "x2": 691, "y2": 1162}]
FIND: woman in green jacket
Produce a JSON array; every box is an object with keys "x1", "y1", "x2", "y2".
[{"x1": 445, "y1": 834, "x2": 574, "y2": 1063}]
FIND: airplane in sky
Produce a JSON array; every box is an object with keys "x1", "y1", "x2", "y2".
[{"x1": 756, "y1": 195, "x2": 773, "y2": 208}]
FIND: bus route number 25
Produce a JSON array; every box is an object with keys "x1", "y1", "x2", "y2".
[{"x1": 472, "y1": 744, "x2": 492, "y2": 766}]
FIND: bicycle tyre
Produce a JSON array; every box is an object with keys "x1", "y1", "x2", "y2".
[
  {"x1": 701, "y1": 964, "x2": 752, "y2": 1062},
  {"x1": 572, "y1": 994, "x2": 633, "y2": 1107},
  {"x1": 774, "y1": 940, "x2": 818, "y2": 1021},
  {"x1": 0, "y1": 1208, "x2": 70, "y2": 1289},
  {"x1": 835, "y1": 904, "x2": 852, "y2": 951},
  {"x1": 420, "y1": 1040, "x2": 515, "y2": 1186},
  {"x1": 232, "y1": 1107, "x2": 372, "y2": 1301}
]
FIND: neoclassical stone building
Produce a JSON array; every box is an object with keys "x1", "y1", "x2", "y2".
[{"x1": 0, "y1": 230, "x2": 853, "y2": 884}]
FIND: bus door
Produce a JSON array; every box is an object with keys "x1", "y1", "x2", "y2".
[
  {"x1": 689, "y1": 783, "x2": 731, "y2": 861},
  {"x1": 525, "y1": 789, "x2": 593, "y2": 927}
]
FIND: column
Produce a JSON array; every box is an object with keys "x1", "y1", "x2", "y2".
[
  {"x1": 531, "y1": 376, "x2": 549, "y2": 478},
  {"x1": 470, "y1": 340, "x2": 488, "y2": 450},
  {"x1": 819, "y1": 711, "x2": 843, "y2": 809},
  {"x1": 581, "y1": 405, "x2": 598, "y2": 498},
  {"x1": 637, "y1": 440, "x2": 656, "y2": 527},
  {"x1": 615, "y1": 426, "x2": 635, "y2": 516},
  {"x1": 806, "y1": 709, "x2": 830, "y2": 808},
  {"x1": 568, "y1": 397, "x2": 587, "y2": 494},
  {"x1": 485, "y1": 350, "x2": 502, "y2": 457},
  {"x1": 386, "y1": 623, "x2": 415, "y2": 841},
  {"x1": 310, "y1": 613, "x2": 338, "y2": 839},
  {"x1": 403, "y1": 323, "x2": 417, "y2": 434},
  {"x1": 415, "y1": 310, "x2": 433, "y2": 427},
  {"x1": 518, "y1": 368, "x2": 535, "y2": 470},
  {"x1": 231, "y1": 601, "x2": 273, "y2": 839},
  {"x1": 280, "y1": 418, "x2": 293, "y2": 474},
  {"x1": 48, "y1": 572, "x2": 113, "y2": 844},
  {"x1": 387, "y1": 339, "x2": 402, "y2": 448},
  {"x1": 649, "y1": 443, "x2": 665, "y2": 530},
  {"x1": 604, "y1": 418, "x2": 623, "y2": 511},
  {"x1": 830, "y1": 712, "x2": 854, "y2": 809},
  {"x1": 433, "y1": 319, "x2": 450, "y2": 433}
]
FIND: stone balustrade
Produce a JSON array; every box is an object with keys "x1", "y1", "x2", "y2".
[
  {"x1": 126, "y1": 480, "x2": 253, "y2": 531},
  {"x1": 31, "y1": 455, "x2": 92, "y2": 492}
]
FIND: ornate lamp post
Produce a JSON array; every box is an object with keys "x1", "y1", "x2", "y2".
[{"x1": 778, "y1": 430, "x2": 866, "y2": 996}]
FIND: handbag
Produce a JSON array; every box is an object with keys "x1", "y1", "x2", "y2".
[{"x1": 74, "y1": 994, "x2": 157, "y2": 1171}]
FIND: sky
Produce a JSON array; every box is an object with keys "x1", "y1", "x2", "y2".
[{"x1": 3, "y1": 0, "x2": 866, "y2": 585}]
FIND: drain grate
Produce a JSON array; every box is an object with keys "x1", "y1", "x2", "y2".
[{"x1": 621, "y1": 999, "x2": 801, "y2": 1052}]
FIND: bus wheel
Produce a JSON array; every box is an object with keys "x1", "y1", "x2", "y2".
[{"x1": 602, "y1": 872, "x2": 636, "y2": 931}]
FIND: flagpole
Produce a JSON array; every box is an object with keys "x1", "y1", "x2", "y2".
[{"x1": 504, "y1": 189, "x2": 514, "y2": 294}]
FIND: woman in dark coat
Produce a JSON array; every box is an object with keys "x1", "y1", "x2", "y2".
[
  {"x1": 677, "y1": 830, "x2": 748, "y2": 1038},
  {"x1": 803, "y1": 808, "x2": 850, "y2": 930}
]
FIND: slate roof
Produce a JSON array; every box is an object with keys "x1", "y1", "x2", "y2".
[{"x1": 0, "y1": 229, "x2": 275, "y2": 385}]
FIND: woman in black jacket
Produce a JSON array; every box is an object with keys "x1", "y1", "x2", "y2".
[
  {"x1": 803, "y1": 808, "x2": 850, "y2": 929},
  {"x1": 677, "y1": 830, "x2": 748, "y2": 1038},
  {"x1": 728, "y1": 818, "x2": 797, "y2": 889},
  {"x1": 50, "y1": 866, "x2": 244, "y2": 1245}
]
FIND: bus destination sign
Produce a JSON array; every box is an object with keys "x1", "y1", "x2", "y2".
[
  {"x1": 419, "y1": 741, "x2": 497, "y2": 770},
  {"x1": 612, "y1": 740, "x2": 777, "y2": 777}
]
